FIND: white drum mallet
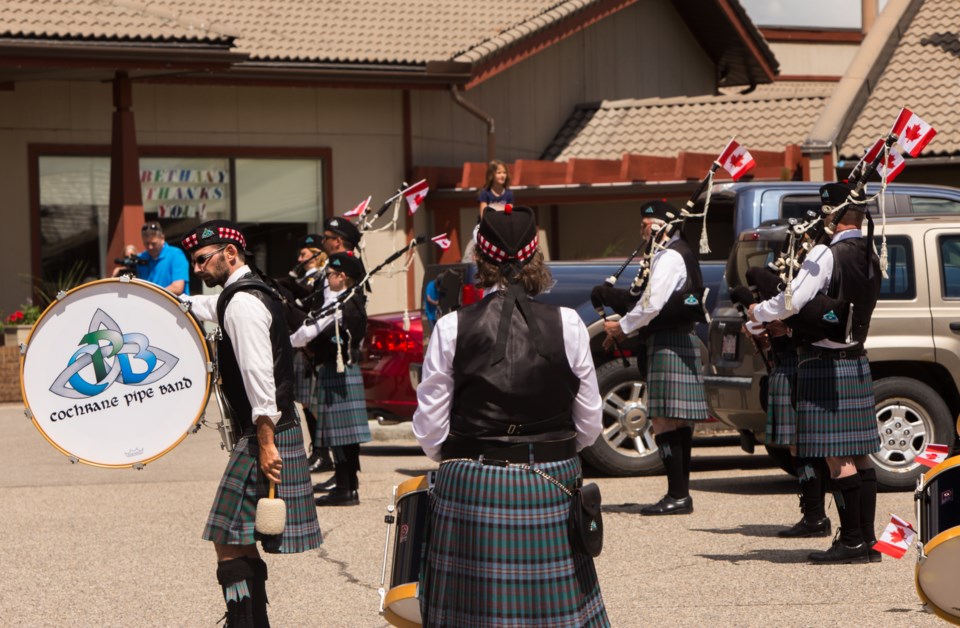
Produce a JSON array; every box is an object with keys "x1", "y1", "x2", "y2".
[{"x1": 255, "y1": 481, "x2": 286, "y2": 535}]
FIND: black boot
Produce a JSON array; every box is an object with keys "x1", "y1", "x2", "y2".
[
  {"x1": 859, "y1": 467, "x2": 881, "y2": 563},
  {"x1": 808, "y1": 474, "x2": 868, "y2": 564},
  {"x1": 779, "y1": 457, "x2": 831, "y2": 538},
  {"x1": 641, "y1": 430, "x2": 692, "y2": 516},
  {"x1": 240, "y1": 557, "x2": 270, "y2": 628},
  {"x1": 678, "y1": 426, "x2": 693, "y2": 481},
  {"x1": 216, "y1": 558, "x2": 255, "y2": 627},
  {"x1": 309, "y1": 447, "x2": 334, "y2": 473},
  {"x1": 315, "y1": 447, "x2": 359, "y2": 506}
]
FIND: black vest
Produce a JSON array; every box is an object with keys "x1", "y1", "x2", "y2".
[
  {"x1": 444, "y1": 292, "x2": 579, "y2": 450},
  {"x1": 828, "y1": 236, "x2": 881, "y2": 345},
  {"x1": 646, "y1": 236, "x2": 705, "y2": 333},
  {"x1": 310, "y1": 292, "x2": 367, "y2": 367},
  {"x1": 215, "y1": 275, "x2": 298, "y2": 436}
]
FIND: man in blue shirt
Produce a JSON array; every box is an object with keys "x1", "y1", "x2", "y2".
[{"x1": 136, "y1": 222, "x2": 190, "y2": 295}]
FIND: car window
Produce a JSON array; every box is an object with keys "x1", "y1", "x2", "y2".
[
  {"x1": 780, "y1": 195, "x2": 820, "y2": 221},
  {"x1": 939, "y1": 236, "x2": 960, "y2": 299},
  {"x1": 912, "y1": 197, "x2": 960, "y2": 215},
  {"x1": 875, "y1": 235, "x2": 915, "y2": 300}
]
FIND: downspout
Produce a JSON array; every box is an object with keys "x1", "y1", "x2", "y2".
[{"x1": 450, "y1": 85, "x2": 496, "y2": 162}]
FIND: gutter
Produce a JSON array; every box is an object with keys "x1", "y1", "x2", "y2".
[
  {"x1": 801, "y1": 0, "x2": 923, "y2": 159},
  {"x1": 0, "y1": 39, "x2": 243, "y2": 68},
  {"x1": 449, "y1": 85, "x2": 496, "y2": 162}
]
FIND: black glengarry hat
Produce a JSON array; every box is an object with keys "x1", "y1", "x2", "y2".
[
  {"x1": 475, "y1": 204, "x2": 539, "y2": 265},
  {"x1": 327, "y1": 251, "x2": 365, "y2": 283},
  {"x1": 299, "y1": 233, "x2": 324, "y2": 250},
  {"x1": 640, "y1": 200, "x2": 677, "y2": 223},
  {"x1": 819, "y1": 182, "x2": 857, "y2": 209},
  {"x1": 181, "y1": 220, "x2": 248, "y2": 254},
  {"x1": 324, "y1": 217, "x2": 361, "y2": 249}
]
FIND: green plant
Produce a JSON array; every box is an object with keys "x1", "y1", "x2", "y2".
[{"x1": 2, "y1": 300, "x2": 41, "y2": 330}]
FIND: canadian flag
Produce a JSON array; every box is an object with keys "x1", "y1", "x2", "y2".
[
  {"x1": 872, "y1": 514, "x2": 916, "y2": 559},
  {"x1": 854, "y1": 137, "x2": 905, "y2": 183},
  {"x1": 917, "y1": 443, "x2": 950, "y2": 468},
  {"x1": 402, "y1": 180, "x2": 429, "y2": 215},
  {"x1": 717, "y1": 139, "x2": 756, "y2": 181},
  {"x1": 890, "y1": 107, "x2": 937, "y2": 157},
  {"x1": 431, "y1": 233, "x2": 452, "y2": 250},
  {"x1": 343, "y1": 195, "x2": 371, "y2": 218}
]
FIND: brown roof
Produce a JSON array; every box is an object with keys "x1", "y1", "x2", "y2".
[
  {"x1": 543, "y1": 82, "x2": 834, "y2": 161},
  {"x1": 841, "y1": 0, "x2": 960, "y2": 158}
]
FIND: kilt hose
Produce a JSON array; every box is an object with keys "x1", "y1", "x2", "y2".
[
  {"x1": 203, "y1": 422, "x2": 323, "y2": 554},
  {"x1": 766, "y1": 351, "x2": 798, "y2": 447},
  {"x1": 796, "y1": 353, "x2": 881, "y2": 458},
  {"x1": 646, "y1": 330, "x2": 710, "y2": 421},
  {"x1": 312, "y1": 363, "x2": 371, "y2": 448},
  {"x1": 421, "y1": 457, "x2": 609, "y2": 628}
]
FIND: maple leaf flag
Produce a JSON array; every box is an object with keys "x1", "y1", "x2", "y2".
[
  {"x1": 917, "y1": 443, "x2": 950, "y2": 468},
  {"x1": 431, "y1": 233, "x2": 452, "y2": 250},
  {"x1": 717, "y1": 139, "x2": 756, "y2": 181},
  {"x1": 402, "y1": 180, "x2": 429, "y2": 215},
  {"x1": 890, "y1": 107, "x2": 937, "y2": 157},
  {"x1": 343, "y1": 195, "x2": 371, "y2": 218},
  {"x1": 853, "y1": 137, "x2": 904, "y2": 182},
  {"x1": 872, "y1": 514, "x2": 916, "y2": 559}
]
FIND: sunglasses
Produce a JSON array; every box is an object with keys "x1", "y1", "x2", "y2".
[
  {"x1": 192, "y1": 246, "x2": 228, "y2": 268},
  {"x1": 141, "y1": 222, "x2": 161, "y2": 232}
]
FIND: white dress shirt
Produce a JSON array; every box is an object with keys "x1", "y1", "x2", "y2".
[
  {"x1": 618, "y1": 235, "x2": 687, "y2": 335},
  {"x1": 753, "y1": 229, "x2": 862, "y2": 349},
  {"x1": 413, "y1": 304, "x2": 604, "y2": 463},
  {"x1": 182, "y1": 266, "x2": 282, "y2": 426},
  {"x1": 289, "y1": 289, "x2": 345, "y2": 348}
]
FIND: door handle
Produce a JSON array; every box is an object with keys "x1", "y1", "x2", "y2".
[{"x1": 950, "y1": 322, "x2": 960, "y2": 332}]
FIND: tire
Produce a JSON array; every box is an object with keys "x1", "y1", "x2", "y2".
[
  {"x1": 871, "y1": 377, "x2": 953, "y2": 491},
  {"x1": 764, "y1": 444, "x2": 797, "y2": 476},
  {"x1": 580, "y1": 358, "x2": 664, "y2": 476}
]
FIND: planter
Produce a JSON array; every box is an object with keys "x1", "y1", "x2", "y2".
[{"x1": 3, "y1": 325, "x2": 33, "y2": 347}]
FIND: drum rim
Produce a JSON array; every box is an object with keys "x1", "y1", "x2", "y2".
[
  {"x1": 915, "y1": 525, "x2": 960, "y2": 623},
  {"x1": 382, "y1": 583, "x2": 421, "y2": 628},
  {"x1": 395, "y1": 474, "x2": 430, "y2": 499},
  {"x1": 20, "y1": 278, "x2": 212, "y2": 469},
  {"x1": 922, "y1": 455, "x2": 960, "y2": 484}
]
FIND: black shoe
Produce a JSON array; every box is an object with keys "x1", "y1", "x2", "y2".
[
  {"x1": 777, "y1": 517, "x2": 832, "y2": 538},
  {"x1": 865, "y1": 540, "x2": 882, "y2": 563},
  {"x1": 808, "y1": 531, "x2": 869, "y2": 564},
  {"x1": 312, "y1": 476, "x2": 336, "y2": 492},
  {"x1": 315, "y1": 489, "x2": 359, "y2": 507},
  {"x1": 640, "y1": 495, "x2": 693, "y2": 516},
  {"x1": 309, "y1": 457, "x2": 334, "y2": 473}
]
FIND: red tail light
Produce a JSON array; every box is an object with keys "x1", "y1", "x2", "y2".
[{"x1": 370, "y1": 329, "x2": 418, "y2": 353}]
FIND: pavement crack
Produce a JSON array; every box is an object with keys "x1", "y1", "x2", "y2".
[{"x1": 317, "y1": 527, "x2": 379, "y2": 592}]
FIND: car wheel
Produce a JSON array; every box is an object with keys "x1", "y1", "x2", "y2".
[
  {"x1": 764, "y1": 444, "x2": 797, "y2": 476},
  {"x1": 580, "y1": 358, "x2": 664, "y2": 476},
  {"x1": 871, "y1": 377, "x2": 953, "y2": 491}
]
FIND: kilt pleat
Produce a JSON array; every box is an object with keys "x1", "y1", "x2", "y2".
[
  {"x1": 421, "y1": 457, "x2": 609, "y2": 628},
  {"x1": 293, "y1": 351, "x2": 315, "y2": 404},
  {"x1": 766, "y1": 352, "x2": 798, "y2": 447},
  {"x1": 202, "y1": 422, "x2": 323, "y2": 554},
  {"x1": 646, "y1": 330, "x2": 710, "y2": 421},
  {"x1": 311, "y1": 363, "x2": 371, "y2": 448},
  {"x1": 796, "y1": 354, "x2": 881, "y2": 458}
]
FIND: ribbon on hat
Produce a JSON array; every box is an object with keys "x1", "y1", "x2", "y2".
[{"x1": 490, "y1": 278, "x2": 548, "y2": 366}]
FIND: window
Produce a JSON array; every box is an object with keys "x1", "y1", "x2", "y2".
[
  {"x1": 876, "y1": 235, "x2": 914, "y2": 300},
  {"x1": 780, "y1": 195, "x2": 820, "y2": 221},
  {"x1": 939, "y1": 236, "x2": 960, "y2": 299},
  {"x1": 912, "y1": 197, "x2": 960, "y2": 215}
]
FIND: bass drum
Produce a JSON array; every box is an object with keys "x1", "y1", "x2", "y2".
[
  {"x1": 21, "y1": 278, "x2": 211, "y2": 468},
  {"x1": 915, "y1": 456, "x2": 960, "y2": 624}
]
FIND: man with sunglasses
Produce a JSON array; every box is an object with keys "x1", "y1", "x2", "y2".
[
  {"x1": 131, "y1": 222, "x2": 191, "y2": 295},
  {"x1": 179, "y1": 220, "x2": 322, "y2": 626}
]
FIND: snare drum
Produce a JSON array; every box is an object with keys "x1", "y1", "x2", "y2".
[
  {"x1": 915, "y1": 455, "x2": 960, "y2": 623},
  {"x1": 381, "y1": 474, "x2": 432, "y2": 628},
  {"x1": 21, "y1": 278, "x2": 211, "y2": 468}
]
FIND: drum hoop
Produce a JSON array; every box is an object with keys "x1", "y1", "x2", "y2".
[
  {"x1": 922, "y1": 455, "x2": 960, "y2": 484},
  {"x1": 20, "y1": 278, "x2": 213, "y2": 469},
  {"x1": 395, "y1": 474, "x2": 431, "y2": 500},
  {"x1": 382, "y1": 583, "x2": 421, "y2": 628},
  {"x1": 915, "y1": 530, "x2": 960, "y2": 624}
]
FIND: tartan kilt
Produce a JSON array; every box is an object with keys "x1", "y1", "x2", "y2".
[
  {"x1": 293, "y1": 351, "x2": 315, "y2": 404},
  {"x1": 646, "y1": 330, "x2": 710, "y2": 421},
  {"x1": 311, "y1": 363, "x2": 371, "y2": 448},
  {"x1": 202, "y1": 422, "x2": 323, "y2": 554},
  {"x1": 796, "y1": 353, "x2": 881, "y2": 458},
  {"x1": 766, "y1": 351, "x2": 798, "y2": 447},
  {"x1": 421, "y1": 457, "x2": 610, "y2": 628}
]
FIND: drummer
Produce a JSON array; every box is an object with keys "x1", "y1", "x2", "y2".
[
  {"x1": 413, "y1": 205, "x2": 609, "y2": 625},
  {"x1": 180, "y1": 220, "x2": 322, "y2": 625}
]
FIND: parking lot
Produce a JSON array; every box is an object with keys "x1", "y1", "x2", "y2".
[{"x1": 3, "y1": 402, "x2": 945, "y2": 627}]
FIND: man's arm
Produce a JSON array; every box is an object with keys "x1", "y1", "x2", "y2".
[
  {"x1": 256, "y1": 416, "x2": 282, "y2": 484},
  {"x1": 166, "y1": 247, "x2": 190, "y2": 295},
  {"x1": 165, "y1": 279, "x2": 186, "y2": 295}
]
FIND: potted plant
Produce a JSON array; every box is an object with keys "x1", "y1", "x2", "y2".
[{"x1": 2, "y1": 301, "x2": 42, "y2": 347}]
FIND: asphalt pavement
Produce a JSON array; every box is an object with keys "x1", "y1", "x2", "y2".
[{"x1": 2, "y1": 402, "x2": 946, "y2": 627}]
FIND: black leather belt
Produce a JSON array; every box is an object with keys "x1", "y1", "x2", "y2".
[
  {"x1": 442, "y1": 438, "x2": 577, "y2": 465},
  {"x1": 797, "y1": 345, "x2": 866, "y2": 360}
]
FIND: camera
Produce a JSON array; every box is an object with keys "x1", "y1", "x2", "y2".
[{"x1": 114, "y1": 254, "x2": 148, "y2": 269}]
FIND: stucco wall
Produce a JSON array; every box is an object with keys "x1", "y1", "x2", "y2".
[{"x1": 769, "y1": 41, "x2": 860, "y2": 77}]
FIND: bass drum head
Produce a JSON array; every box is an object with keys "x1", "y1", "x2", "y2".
[
  {"x1": 916, "y1": 527, "x2": 960, "y2": 623},
  {"x1": 21, "y1": 279, "x2": 211, "y2": 468}
]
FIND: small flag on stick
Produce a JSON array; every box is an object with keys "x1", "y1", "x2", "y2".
[
  {"x1": 343, "y1": 195, "x2": 371, "y2": 218},
  {"x1": 402, "y1": 180, "x2": 429, "y2": 215},
  {"x1": 917, "y1": 443, "x2": 950, "y2": 468},
  {"x1": 890, "y1": 107, "x2": 937, "y2": 157},
  {"x1": 431, "y1": 233, "x2": 452, "y2": 250},
  {"x1": 872, "y1": 514, "x2": 916, "y2": 559},
  {"x1": 717, "y1": 139, "x2": 756, "y2": 181}
]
